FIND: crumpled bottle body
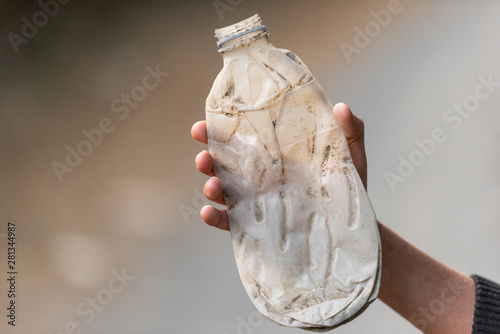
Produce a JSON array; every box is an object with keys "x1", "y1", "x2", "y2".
[{"x1": 206, "y1": 41, "x2": 381, "y2": 330}]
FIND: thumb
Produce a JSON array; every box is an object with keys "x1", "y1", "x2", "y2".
[
  {"x1": 333, "y1": 103, "x2": 368, "y2": 190},
  {"x1": 333, "y1": 103, "x2": 364, "y2": 143}
]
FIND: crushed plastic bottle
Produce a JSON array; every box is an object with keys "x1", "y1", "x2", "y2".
[{"x1": 205, "y1": 14, "x2": 381, "y2": 331}]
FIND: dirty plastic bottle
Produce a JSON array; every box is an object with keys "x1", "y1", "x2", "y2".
[{"x1": 205, "y1": 14, "x2": 381, "y2": 331}]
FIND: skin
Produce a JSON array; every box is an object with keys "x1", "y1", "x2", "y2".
[{"x1": 191, "y1": 102, "x2": 476, "y2": 333}]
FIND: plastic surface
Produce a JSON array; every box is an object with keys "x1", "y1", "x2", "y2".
[{"x1": 205, "y1": 14, "x2": 381, "y2": 331}]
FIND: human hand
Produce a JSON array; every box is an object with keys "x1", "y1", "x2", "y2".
[{"x1": 191, "y1": 102, "x2": 367, "y2": 231}]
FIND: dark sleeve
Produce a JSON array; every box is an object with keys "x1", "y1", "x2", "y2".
[{"x1": 471, "y1": 275, "x2": 500, "y2": 334}]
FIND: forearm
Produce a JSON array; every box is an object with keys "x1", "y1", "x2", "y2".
[{"x1": 377, "y1": 221, "x2": 475, "y2": 334}]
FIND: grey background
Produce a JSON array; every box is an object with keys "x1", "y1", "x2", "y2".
[{"x1": 0, "y1": 1, "x2": 499, "y2": 333}]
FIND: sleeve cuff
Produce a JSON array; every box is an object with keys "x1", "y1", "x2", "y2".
[{"x1": 471, "y1": 275, "x2": 500, "y2": 334}]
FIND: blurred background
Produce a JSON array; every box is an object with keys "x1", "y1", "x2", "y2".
[{"x1": 1, "y1": 1, "x2": 499, "y2": 333}]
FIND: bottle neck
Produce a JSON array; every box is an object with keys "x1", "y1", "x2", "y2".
[
  {"x1": 219, "y1": 33, "x2": 270, "y2": 55},
  {"x1": 215, "y1": 14, "x2": 269, "y2": 53}
]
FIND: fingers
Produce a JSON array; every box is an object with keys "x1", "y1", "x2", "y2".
[
  {"x1": 201, "y1": 175, "x2": 228, "y2": 230},
  {"x1": 192, "y1": 121, "x2": 216, "y2": 176},
  {"x1": 195, "y1": 150, "x2": 215, "y2": 176},
  {"x1": 203, "y1": 176, "x2": 226, "y2": 205},
  {"x1": 191, "y1": 120, "x2": 208, "y2": 144},
  {"x1": 200, "y1": 205, "x2": 230, "y2": 231},
  {"x1": 192, "y1": 120, "x2": 229, "y2": 230}
]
